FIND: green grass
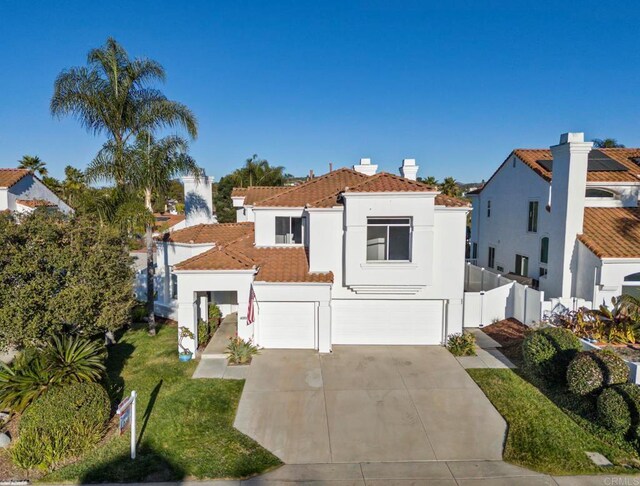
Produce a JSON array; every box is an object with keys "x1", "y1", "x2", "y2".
[
  {"x1": 43, "y1": 323, "x2": 281, "y2": 483},
  {"x1": 468, "y1": 368, "x2": 640, "y2": 475}
]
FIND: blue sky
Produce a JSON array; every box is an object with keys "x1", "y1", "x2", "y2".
[{"x1": 1, "y1": 1, "x2": 640, "y2": 182}]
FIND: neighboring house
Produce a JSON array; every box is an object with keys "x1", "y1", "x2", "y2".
[
  {"x1": 156, "y1": 158, "x2": 471, "y2": 354},
  {"x1": 468, "y1": 132, "x2": 640, "y2": 306},
  {"x1": 0, "y1": 169, "x2": 72, "y2": 214},
  {"x1": 153, "y1": 212, "x2": 186, "y2": 235}
]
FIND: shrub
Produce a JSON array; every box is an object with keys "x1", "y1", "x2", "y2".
[
  {"x1": 226, "y1": 337, "x2": 259, "y2": 365},
  {"x1": 208, "y1": 302, "x2": 222, "y2": 329},
  {"x1": 198, "y1": 318, "x2": 211, "y2": 348},
  {"x1": 0, "y1": 335, "x2": 106, "y2": 413},
  {"x1": 522, "y1": 327, "x2": 581, "y2": 383},
  {"x1": 131, "y1": 302, "x2": 147, "y2": 323},
  {"x1": 597, "y1": 383, "x2": 640, "y2": 438},
  {"x1": 567, "y1": 350, "x2": 629, "y2": 396},
  {"x1": 446, "y1": 332, "x2": 476, "y2": 356},
  {"x1": 12, "y1": 382, "x2": 110, "y2": 471}
]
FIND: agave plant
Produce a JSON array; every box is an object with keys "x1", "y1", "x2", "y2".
[
  {"x1": 44, "y1": 335, "x2": 106, "y2": 384},
  {"x1": 0, "y1": 335, "x2": 106, "y2": 413}
]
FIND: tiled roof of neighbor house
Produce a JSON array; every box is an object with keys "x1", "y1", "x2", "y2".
[
  {"x1": 434, "y1": 194, "x2": 471, "y2": 207},
  {"x1": 174, "y1": 222, "x2": 333, "y2": 282},
  {"x1": 161, "y1": 222, "x2": 254, "y2": 244},
  {"x1": 578, "y1": 207, "x2": 640, "y2": 259},
  {"x1": 15, "y1": 199, "x2": 57, "y2": 208},
  {"x1": 231, "y1": 186, "x2": 289, "y2": 205},
  {"x1": 515, "y1": 148, "x2": 640, "y2": 183},
  {"x1": 153, "y1": 213, "x2": 185, "y2": 232},
  {"x1": 0, "y1": 169, "x2": 30, "y2": 188}
]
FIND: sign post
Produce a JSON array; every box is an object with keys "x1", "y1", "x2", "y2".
[{"x1": 116, "y1": 390, "x2": 137, "y2": 459}]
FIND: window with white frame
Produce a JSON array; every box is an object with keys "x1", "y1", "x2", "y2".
[
  {"x1": 275, "y1": 216, "x2": 303, "y2": 244},
  {"x1": 171, "y1": 274, "x2": 178, "y2": 300},
  {"x1": 366, "y1": 218, "x2": 411, "y2": 261},
  {"x1": 515, "y1": 254, "x2": 529, "y2": 277},
  {"x1": 488, "y1": 246, "x2": 496, "y2": 268},
  {"x1": 527, "y1": 201, "x2": 539, "y2": 232},
  {"x1": 487, "y1": 200, "x2": 492, "y2": 218}
]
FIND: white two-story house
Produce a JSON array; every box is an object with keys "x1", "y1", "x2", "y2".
[
  {"x1": 0, "y1": 169, "x2": 71, "y2": 214},
  {"x1": 468, "y1": 132, "x2": 640, "y2": 307},
  {"x1": 156, "y1": 158, "x2": 470, "y2": 354}
]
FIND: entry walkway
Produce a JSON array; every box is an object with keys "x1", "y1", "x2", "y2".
[
  {"x1": 456, "y1": 328, "x2": 517, "y2": 369},
  {"x1": 193, "y1": 313, "x2": 250, "y2": 379}
]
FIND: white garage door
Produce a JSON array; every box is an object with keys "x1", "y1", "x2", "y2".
[
  {"x1": 332, "y1": 300, "x2": 444, "y2": 345},
  {"x1": 258, "y1": 302, "x2": 316, "y2": 349}
]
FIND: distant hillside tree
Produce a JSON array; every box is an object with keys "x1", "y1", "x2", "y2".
[
  {"x1": 214, "y1": 155, "x2": 287, "y2": 223},
  {"x1": 439, "y1": 177, "x2": 461, "y2": 197},
  {"x1": 592, "y1": 138, "x2": 625, "y2": 148},
  {"x1": 0, "y1": 211, "x2": 135, "y2": 350}
]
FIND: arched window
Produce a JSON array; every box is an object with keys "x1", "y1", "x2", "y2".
[
  {"x1": 540, "y1": 237, "x2": 549, "y2": 264},
  {"x1": 624, "y1": 272, "x2": 640, "y2": 282},
  {"x1": 585, "y1": 188, "x2": 616, "y2": 198},
  {"x1": 623, "y1": 273, "x2": 640, "y2": 299}
]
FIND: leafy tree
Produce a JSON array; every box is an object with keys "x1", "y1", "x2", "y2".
[
  {"x1": 87, "y1": 133, "x2": 200, "y2": 335},
  {"x1": 18, "y1": 155, "x2": 48, "y2": 176},
  {"x1": 439, "y1": 176, "x2": 461, "y2": 197},
  {"x1": 592, "y1": 138, "x2": 625, "y2": 148},
  {"x1": 51, "y1": 37, "x2": 197, "y2": 183},
  {"x1": 60, "y1": 165, "x2": 87, "y2": 207},
  {"x1": 0, "y1": 211, "x2": 135, "y2": 350}
]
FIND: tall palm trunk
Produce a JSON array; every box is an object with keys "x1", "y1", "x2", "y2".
[{"x1": 145, "y1": 187, "x2": 156, "y2": 336}]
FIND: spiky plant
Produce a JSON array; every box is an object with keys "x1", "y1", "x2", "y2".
[{"x1": 44, "y1": 335, "x2": 106, "y2": 383}]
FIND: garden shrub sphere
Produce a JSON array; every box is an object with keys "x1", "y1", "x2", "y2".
[
  {"x1": 12, "y1": 382, "x2": 110, "y2": 470},
  {"x1": 567, "y1": 350, "x2": 629, "y2": 396},
  {"x1": 597, "y1": 383, "x2": 640, "y2": 438},
  {"x1": 446, "y1": 332, "x2": 476, "y2": 356},
  {"x1": 522, "y1": 327, "x2": 581, "y2": 383}
]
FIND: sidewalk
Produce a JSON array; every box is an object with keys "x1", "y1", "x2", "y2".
[{"x1": 456, "y1": 328, "x2": 517, "y2": 369}]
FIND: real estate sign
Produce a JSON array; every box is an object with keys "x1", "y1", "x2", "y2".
[{"x1": 117, "y1": 390, "x2": 137, "y2": 459}]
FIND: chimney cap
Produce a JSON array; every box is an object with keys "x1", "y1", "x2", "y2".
[
  {"x1": 402, "y1": 158, "x2": 416, "y2": 167},
  {"x1": 559, "y1": 132, "x2": 585, "y2": 144},
  {"x1": 359, "y1": 158, "x2": 371, "y2": 165}
]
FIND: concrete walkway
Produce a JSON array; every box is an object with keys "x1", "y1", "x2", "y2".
[
  {"x1": 234, "y1": 346, "x2": 507, "y2": 464},
  {"x1": 456, "y1": 328, "x2": 516, "y2": 369},
  {"x1": 193, "y1": 314, "x2": 250, "y2": 379}
]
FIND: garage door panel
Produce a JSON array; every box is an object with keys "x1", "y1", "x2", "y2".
[
  {"x1": 259, "y1": 302, "x2": 316, "y2": 349},
  {"x1": 332, "y1": 300, "x2": 443, "y2": 345}
]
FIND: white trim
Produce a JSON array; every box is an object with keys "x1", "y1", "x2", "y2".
[
  {"x1": 343, "y1": 191, "x2": 439, "y2": 198},
  {"x1": 173, "y1": 269, "x2": 256, "y2": 275},
  {"x1": 434, "y1": 206, "x2": 471, "y2": 212},
  {"x1": 600, "y1": 258, "x2": 640, "y2": 263},
  {"x1": 253, "y1": 281, "x2": 332, "y2": 287}
]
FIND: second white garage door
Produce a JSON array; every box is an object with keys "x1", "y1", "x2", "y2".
[
  {"x1": 332, "y1": 299, "x2": 444, "y2": 345},
  {"x1": 258, "y1": 302, "x2": 316, "y2": 349}
]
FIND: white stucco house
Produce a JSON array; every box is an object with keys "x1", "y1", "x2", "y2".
[
  {"x1": 468, "y1": 132, "x2": 640, "y2": 307},
  {"x1": 0, "y1": 169, "x2": 72, "y2": 214},
  {"x1": 155, "y1": 158, "x2": 471, "y2": 354}
]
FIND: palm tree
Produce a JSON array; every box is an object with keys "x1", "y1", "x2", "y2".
[
  {"x1": 421, "y1": 176, "x2": 438, "y2": 187},
  {"x1": 87, "y1": 132, "x2": 201, "y2": 335},
  {"x1": 234, "y1": 155, "x2": 286, "y2": 187},
  {"x1": 51, "y1": 37, "x2": 198, "y2": 183},
  {"x1": 18, "y1": 155, "x2": 48, "y2": 176},
  {"x1": 592, "y1": 138, "x2": 625, "y2": 148},
  {"x1": 439, "y1": 177, "x2": 460, "y2": 197},
  {"x1": 61, "y1": 165, "x2": 87, "y2": 207}
]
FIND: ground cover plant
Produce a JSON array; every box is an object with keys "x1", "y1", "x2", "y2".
[{"x1": 445, "y1": 331, "x2": 476, "y2": 356}]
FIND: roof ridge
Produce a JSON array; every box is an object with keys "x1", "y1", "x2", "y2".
[
  {"x1": 254, "y1": 167, "x2": 367, "y2": 206},
  {"x1": 345, "y1": 171, "x2": 437, "y2": 191}
]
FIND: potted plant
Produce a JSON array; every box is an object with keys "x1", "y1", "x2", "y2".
[{"x1": 178, "y1": 326, "x2": 194, "y2": 362}]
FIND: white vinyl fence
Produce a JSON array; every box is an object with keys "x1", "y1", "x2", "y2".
[{"x1": 463, "y1": 264, "x2": 544, "y2": 327}]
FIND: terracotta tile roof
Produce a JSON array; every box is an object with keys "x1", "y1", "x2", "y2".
[
  {"x1": 15, "y1": 198, "x2": 56, "y2": 208},
  {"x1": 231, "y1": 186, "x2": 289, "y2": 205},
  {"x1": 161, "y1": 222, "x2": 254, "y2": 244},
  {"x1": 0, "y1": 169, "x2": 30, "y2": 188},
  {"x1": 345, "y1": 172, "x2": 437, "y2": 193},
  {"x1": 578, "y1": 207, "x2": 640, "y2": 259},
  {"x1": 256, "y1": 168, "x2": 369, "y2": 208},
  {"x1": 515, "y1": 148, "x2": 640, "y2": 183},
  {"x1": 434, "y1": 194, "x2": 471, "y2": 207},
  {"x1": 174, "y1": 223, "x2": 333, "y2": 282},
  {"x1": 153, "y1": 213, "x2": 185, "y2": 232}
]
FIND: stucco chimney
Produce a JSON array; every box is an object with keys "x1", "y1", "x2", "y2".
[
  {"x1": 547, "y1": 132, "x2": 592, "y2": 298},
  {"x1": 400, "y1": 158, "x2": 419, "y2": 181},
  {"x1": 353, "y1": 158, "x2": 378, "y2": 176},
  {"x1": 183, "y1": 173, "x2": 217, "y2": 227}
]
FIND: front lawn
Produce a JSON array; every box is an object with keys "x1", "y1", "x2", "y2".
[
  {"x1": 468, "y1": 368, "x2": 640, "y2": 475},
  {"x1": 44, "y1": 322, "x2": 281, "y2": 483}
]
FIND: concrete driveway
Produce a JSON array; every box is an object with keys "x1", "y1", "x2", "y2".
[{"x1": 234, "y1": 345, "x2": 506, "y2": 464}]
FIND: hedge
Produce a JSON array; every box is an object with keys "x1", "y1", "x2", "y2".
[
  {"x1": 567, "y1": 350, "x2": 629, "y2": 396},
  {"x1": 597, "y1": 383, "x2": 640, "y2": 438}
]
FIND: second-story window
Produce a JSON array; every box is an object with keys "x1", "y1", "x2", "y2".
[
  {"x1": 366, "y1": 218, "x2": 411, "y2": 261},
  {"x1": 275, "y1": 216, "x2": 303, "y2": 244},
  {"x1": 528, "y1": 201, "x2": 539, "y2": 232},
  {"x1": 487, "y1": 200, "x2": 491, "y2": 218},
  {"x1": 540, "y1": 237, "x2": 549, "y2": 264}
]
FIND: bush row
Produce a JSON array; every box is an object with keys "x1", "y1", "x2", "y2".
[{"x1": 523, "y1": 326, "x2": 640, "y2": 442}]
